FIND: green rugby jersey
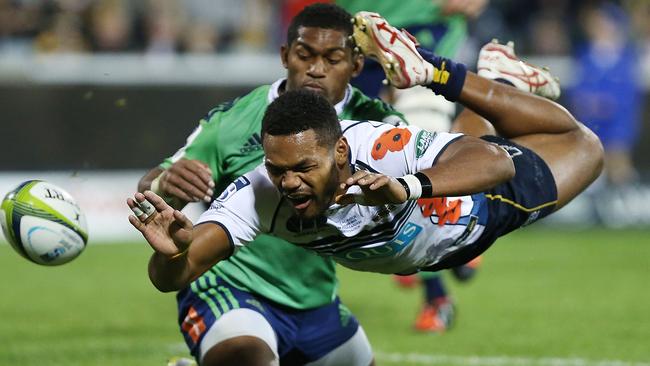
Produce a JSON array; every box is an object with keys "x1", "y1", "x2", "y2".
[
  {"x1": 336, "y1": 0, "x2": 467, "y2": 57},
  {"x1": 162, "y1": 79, "x2": 405, "y2": 309}
]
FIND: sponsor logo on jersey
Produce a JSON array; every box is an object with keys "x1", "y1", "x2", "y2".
[
  {"x1": 415, "y1": 130, "x2": 436, "y2": 158},
  {"x1": 338, "y1": 222, "x2": 422, "y2": 261},
  {"x1": 216, "y1": 176, "x2": 250, "y2": 202},
  {"x1": 240, "y1": 133, "x2": 263, "y2": 153}
]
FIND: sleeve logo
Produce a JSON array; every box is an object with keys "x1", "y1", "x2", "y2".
[
  {"x1": 371, "y1": 127, "x2": 412, "y2": 160},
  {"x1": 415, "y1": 130, "x2": 436, "y2": 158},
  {"x1": 216, "y1": 176, "x2": 251, "y2": 202}
]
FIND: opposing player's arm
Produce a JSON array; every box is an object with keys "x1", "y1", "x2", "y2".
[
  {"x1": 417, "y1": 135, "x2": 515, "y2": 197},
  {"x1": 139, "y1": 160, "x2": 214, "y2": 210},
  {"x1": 138, "y1": 167, "x2": 163, "y2": 194},
  {"x1": 127, "y1": 191, "x2": 232, "y2": 292}
]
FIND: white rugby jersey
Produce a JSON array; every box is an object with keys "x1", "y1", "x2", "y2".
[{"x1": 197, "y1": 120, "x2": 490, "y2": 274}]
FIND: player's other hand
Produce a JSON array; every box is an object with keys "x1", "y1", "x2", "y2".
[
  {"x1": 127, "y1": 190, "x2": 193, "y2": 258},
  {"x1": 335, "y1": 170, "x2": 408, "y2": 206},
  {"x1": 159, "y1": 159, "x2": 214, "y2": 203}
]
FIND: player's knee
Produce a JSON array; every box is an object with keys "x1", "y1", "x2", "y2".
[
  {"x1": 577, "y1": 123, "x2": 605, "y2": 175},
  {"x1": 202, "y1": 336, "x2": 278, "y2": 366}
]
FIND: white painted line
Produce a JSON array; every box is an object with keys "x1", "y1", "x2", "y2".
[{"x1": 375, "y1": 352, "x2": 650, "y2": 366}]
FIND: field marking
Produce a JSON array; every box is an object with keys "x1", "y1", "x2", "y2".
[
  {"x1": 375, "y1": 351, "x2": 650, "y2": 366},
  {"x1": 167, "y1": 344, "x2": 649, "y2": 366}
]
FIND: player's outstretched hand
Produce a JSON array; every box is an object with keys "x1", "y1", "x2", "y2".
[
  {"x1": 127, "y1": 190, "x2": 193, "y2": 257},
  {"x1": 158, "y1": 159, "x2": 214, "y2": 203},
  {"x1": 335, "y1": 170, "x2": 408, "y2": 206}
]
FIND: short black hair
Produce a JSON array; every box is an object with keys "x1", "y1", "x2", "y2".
[
  {"x1": 262, "y1": 90, "x2": 342, "y2": 148},
  {"x1": 286, "y1": 3, "x2": 354, "y2": 46}
]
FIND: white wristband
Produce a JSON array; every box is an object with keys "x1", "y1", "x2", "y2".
[{"x1": 401, "y1": 174, "x2": 423, "y2": 200}]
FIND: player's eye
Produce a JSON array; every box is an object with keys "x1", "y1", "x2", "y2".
[
  {"x1": 296, "y1": 51, "x2": 310, "y2": 60},
  {"x1": 327, "y1": 57, "x2": 342, "y2": 65}
]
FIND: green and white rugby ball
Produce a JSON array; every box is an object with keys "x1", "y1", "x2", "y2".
[{"x1": 1, "y1": 180, "x2": 88, "y2": 265}]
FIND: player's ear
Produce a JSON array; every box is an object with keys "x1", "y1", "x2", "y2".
[
  {"x1": 281, "y1": 44, "x2": 289, "y2": 69},
  {"x1": 335, "y1": 137, "x2": 349, "y2": 166},
  {"x1": 351, "y1": 51, "x2": 364, "y2": 78}
]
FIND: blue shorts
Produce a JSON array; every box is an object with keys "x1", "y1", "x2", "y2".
[
  {"x1": 425, "y1": 135, "x2": 558, "y2": 270},
  {"x1": 176, "y1": 274, "x2": 359, "y2": 364}
]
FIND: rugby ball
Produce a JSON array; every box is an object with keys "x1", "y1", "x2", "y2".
[{"x1": 0, "y1": 180, "x2": 88, "y2": 265}]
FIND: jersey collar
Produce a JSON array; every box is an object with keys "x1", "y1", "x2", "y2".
[{"x1": 268, "y1": 78, "x2": 352, "y2": 116}]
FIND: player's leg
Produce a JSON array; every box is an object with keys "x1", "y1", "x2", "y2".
[
  {"x1": 414, "y1": 273, "x2": 455, "y2": 332},
  {"x1": 203, "y1": 336, "x2": 277, "y2": 366},
  {"x1": 294, "y1": 298, "x2": 374, "y2": 366},
  {"x1": 457, "y1": 57, "x2": 603, "y2": 210},
  {"x1": 352, "y1": 13, "x2": 602, "y2": 210},
  {"x1": 305, "y1": 327, "x2": 375, "y2": 366},
  {"x1": 176, "y1": 281, "x2": 282, "y2": 366}
]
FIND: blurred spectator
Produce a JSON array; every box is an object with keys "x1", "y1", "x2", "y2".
[
  {"x1": 569, "y1": 1, "x2": 642, "y2": 186},
  {"x1": 87, "y1": 0, "x2": 136, "y2": 52}
]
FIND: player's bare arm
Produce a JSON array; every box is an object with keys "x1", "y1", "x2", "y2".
[
  {"x1": 137, "y1": 159, "x2": 215, "y2": 209},
  {"x1": 127, "y1": 190, "x2": 231, "y2": 292},
  {"x1": 336, "y1": 135, "x2": 514, "y2": 206}
]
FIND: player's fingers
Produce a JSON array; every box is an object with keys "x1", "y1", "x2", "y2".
[
  {"x1": 164, "y1": 184, "x2": 198, "y2": 203},
  {"x1": 173, "y1": 209, "x2": 193, "y2": 230},
  {"x1": 165, "y1": 171, "x2": 212, "y2": 202},
  {"x1": 143, "y1": 190, "x2": 173, "y2": 213},
  {"x1": 369, "y1": 175, "x2": 390, "y2": 190},
  {"x1": 335, "y1": 193, "x2": 356, "y2": 206},
  {"x1": 187, "y1": 160, "x2": 215, "y2": 188},
  {"x1": 357, "y1": 173, "x2": 382, "y2": 187},
  {"x1": 128, "y1": 197, "x2": 151, "y2": 222},
  {"x1": 128, "y1": 214, "x2": 146, "y2": 232},
  {"x1": 342, "y1": 170, "x2": 371, "y2": 188},
  {"x1": 335, "y1": 193, "x2": 368, "y2": 206}
]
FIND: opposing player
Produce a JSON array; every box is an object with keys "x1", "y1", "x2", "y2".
[
  {"x1": 129, "y1": 11, "x2": 603, "y2": 287},
  {"x1": 136, "y1": 4, "x2": 406, "y2": 366}
]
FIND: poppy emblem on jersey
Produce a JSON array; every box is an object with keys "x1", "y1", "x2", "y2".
[
  {"x1": 418, "y1": 197, "x2": 462, "y2": 227},
  {"x1": 216, "y1": 176, "x2": 250, "y2": 202},
  {"x1": 371, "y1": 128, "x2": 412, "y2": 160}
]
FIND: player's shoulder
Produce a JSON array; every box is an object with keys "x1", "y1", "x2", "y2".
[
  {"x1": 341, "y1": 119, "x2": 413, "y2": 171},
  {"x1": 201, "y1": 85, "x2": 271, "y2": 124},
  {"x1": 215, "y1": 164, "x2": 280, "y2": 206},
  {"x1": 344, "y1": 87, "x2": 407, "y2": 126}
]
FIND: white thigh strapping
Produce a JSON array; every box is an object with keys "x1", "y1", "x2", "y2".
[
  {"x1": 305, "y1": 326, "x2": 373, "y2": 366},
  {"x1": 198, "y1": 308, "x2": 279, "y2": 363}
]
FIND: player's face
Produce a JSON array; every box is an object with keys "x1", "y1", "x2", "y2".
[
  {"x1": 281, "y1": 26, "x2": 363, "y2": 105},
  {"x1": 264, "y1": 129, "x2": 349, "y2": 220}
]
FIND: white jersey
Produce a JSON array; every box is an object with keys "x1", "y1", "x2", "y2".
[{"x1": 198, "y1": 120, "x2": 490, "y2": 274}]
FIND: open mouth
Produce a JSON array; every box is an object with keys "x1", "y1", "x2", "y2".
[{"x1": 287, "y1": 195, "x2": 312, "y2": 211}]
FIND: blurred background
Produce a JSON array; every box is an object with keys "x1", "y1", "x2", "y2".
[
  {"x1": 2, "y1": 0, "x2": 650, "y2": 241},
  {"x1": 1, "y1": 2, "x2": 649, "y2": 366}
]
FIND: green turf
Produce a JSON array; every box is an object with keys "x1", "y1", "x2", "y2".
[{"x1": 1, "y1": 228, "x2": 649, "y2": 365}]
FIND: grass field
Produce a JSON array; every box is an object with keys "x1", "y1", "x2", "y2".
[{"x1": 1, "y1": 228, "x2": 649, "y2": 366}]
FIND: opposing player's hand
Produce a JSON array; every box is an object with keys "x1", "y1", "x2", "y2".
[
  {"x1": 158, "y1": 159, "x2": 214, "y2": 203},
  {"x1": 335, "y1": 170, "x2": 408, "y2": 206},
  {"x1": 127, "y1": 191, "x2": 193, "y2": 258}
]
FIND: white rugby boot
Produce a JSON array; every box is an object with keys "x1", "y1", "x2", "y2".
[
  {"x1": 477, "y1": 39, "x2": 561, "y2": 100},
  {"x1": 351, "y1": 11, "x2": 435, "y2": 89}
]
